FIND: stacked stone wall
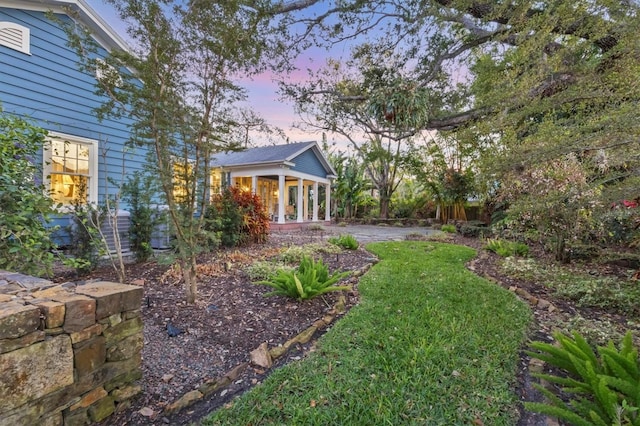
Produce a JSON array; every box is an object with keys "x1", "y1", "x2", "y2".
[{"x1": 0, "y1": 271, "x2": 143, "y2": 425}]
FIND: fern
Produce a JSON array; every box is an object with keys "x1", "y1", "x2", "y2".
[
  {"x1": 255, "y1": 255, "x2": 351, "y2": 300},
  {"x1": 328, "y1": 234, "x2": 359, "y2": 250},
  {"x1": 526, "y1": 331, "x2": 640, "y2": 425}
]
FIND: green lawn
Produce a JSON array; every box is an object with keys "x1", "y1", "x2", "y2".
[{"x1": 202, "y1": 241, "x2": 532, "y2": 425}]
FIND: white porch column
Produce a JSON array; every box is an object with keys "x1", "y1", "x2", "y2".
[
  {"x1": 297, "y1": 178, "x2": 304, "y2": 222},
  {"x1": 251, "y1": 175, "x2": 258, "y2": 194},
  {"x1": 312, "y1": 181, "x2": 319, "y2": 222},
  {"x1": 325, "y1": 182, "x2": 331, "y2": 222},
  {"x1": 278, "y1": 174, "x2": 285, "y2": 224},
  {"x1": 303, "y1": 183, "x2": 309, "y2": 221}
]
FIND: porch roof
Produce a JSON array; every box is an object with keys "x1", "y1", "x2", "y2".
[{"x1": 211, "y1": 141, "x2": 337, "y2": 179}]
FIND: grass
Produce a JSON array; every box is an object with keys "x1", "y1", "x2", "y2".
[{"x1": 202, "y1": 242, "x2": 532, "y2": 425}]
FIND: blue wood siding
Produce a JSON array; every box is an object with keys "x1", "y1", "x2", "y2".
[
  {"x1": 0, "y1": 8, "x2": 148, "y2": 204},
  {"x1": 0, "y1": 7, "x2": 152, "y2": 245},
  {"x1": 291, "y1": 148, "x2": 329, "y2": 178}
]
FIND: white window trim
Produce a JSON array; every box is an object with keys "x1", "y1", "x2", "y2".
[
  {"x1": 0, "y1": 21, "x2": 31, "y2": 55},
  {"x1": 43, "y1": 132, "x2": 99, "y2": 208}
]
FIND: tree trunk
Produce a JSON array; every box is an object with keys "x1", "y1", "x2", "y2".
[
  {"x1": 440, "y1": 203, "x2": 449, "y2": 224},
  {"x1": 379, "y1": 197, "x2": 390, "y2": 219},
  {"x1": 182, "y1": 259, "x2": 198, "y2": 304},
  {"x1": 453, "y1": 202, "x2": 467, "y2": 221},
  {"x1": 554, "y1": 234, "x2": 570, "y2": 264}
]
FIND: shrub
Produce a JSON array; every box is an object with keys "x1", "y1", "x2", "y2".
[
  {"x1": 328, "y1": 234, "x2": 359, "y2": 250},
  {"x1": 555, "y1": 276, "x2": 640, "y2": 316},
  {"x1": 67, "y1": 201, "x2": 105, "y2": 274},
  {"x1": 255, "y1": 255, "x2": 351, "y2": 300},
  {"x1": 459, "y1": 225, "x2": 488, "y2": 238},
  {"x1": 526, "y1": 331, "x2": 640, "y2": 426},
  {"x1": 122, "y1": 172, "x2": 155, "y2": 262},
  {"x1": 231, "y1": 187, "x2": 270, "y2": 244},
  {"x1": 441, "y1": 224, "x2": 456, "y2": 233},
  {"x1": 206, "y1": 187, "x2": 270, "y2": 247},
  {"x1": 245, "y1": 260, "x2": 293, "y2": 281},
  {"x1": 485, "y1": 238, "x2": 529, "y2": 257},
  {"x1": 206, "y1": 188, "x2": 243, "y2": 247},
  {"x1": 278, "y1": 243, "x2": 338, "y2": 263},
  {"x1": 0, "y1": 114, "x2": 59, "y2": 277},
  {"x1": 568, "y1": 243, "x2": 601, "y2": 262}
]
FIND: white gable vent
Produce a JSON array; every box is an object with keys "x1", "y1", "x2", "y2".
[{"x1": 0, "y1": 22, "x2": 30, "y2": 55}]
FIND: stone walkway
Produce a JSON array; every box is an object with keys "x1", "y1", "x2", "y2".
[{"x1": 322, "y1": 224, "x2": 436, "y2": 243}]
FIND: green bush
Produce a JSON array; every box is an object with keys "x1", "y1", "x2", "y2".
[
  {"x1": 485, "y1": 238, "x2": 529, "y2": 257},
  {"x1": 459, "y1": 225, "x2": 488, "y2": 238},
  {"x1": 255, "y1": 255, "x2": 351, "y2": 300},
  {"x1": 555, "y1": 276, "x2": 640, "y2": 316},
  {"x1": 526, "y1": 331, "x2": 640, "y2": 426},
  {"x1": 204, "y1": 188, "x2": 243, "y2": 247},
  {"x1": 568, "y1": 243, "x2": 601, "y2": 262},
  {"x1": 244, "y1": 260, "x2": 293, "y2": 281},
  {"x1": 278, "y1": 243, "x2": 339, "y2": 263},
  {"x1": 328, "y1": 234, "x2": 359, "y2": 250},
  {"x1": 441, "y1": 224, "x2": 456, "y2": 233},
  {"x1": 0, "y1": 114, "x2": 59, "y2": 277},
  {"x1": 67, "y1": 202, "x2": 104, "y2": 275},
  {"x1": 122, "y1": 172, "x2": 155, "y2": 262}
]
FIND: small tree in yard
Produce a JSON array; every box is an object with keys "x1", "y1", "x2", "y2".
[
  {"x1": 64, "y1": 1, "x2": 275, "y2": 303},
  {"x1": 0, "y1": 113, "x2": 59, "y2": 277},
  {"x1": 495, "y1": 155, "x2": 599, "y2": 263}
]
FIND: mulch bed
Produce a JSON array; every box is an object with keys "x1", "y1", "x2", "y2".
[{"x1": 63, "y1": 230, "x2": 375, "y2": 425}]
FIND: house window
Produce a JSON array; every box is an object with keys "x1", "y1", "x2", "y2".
[
  {"x1": 44, "y1": 133, "x2": 98, "y2": 206},
  {"x1": 172, "y1": 161, "x2": 193, "y2": 203},
  {"x1": 0, "y1": 22, "x2": 30, "y2": 55},
  {"x1": 234, "y1": 176, "x2": 252, "y2": 192},
  {"x1": 210, "y1": 170, "x2": 222, "y2": 195}
]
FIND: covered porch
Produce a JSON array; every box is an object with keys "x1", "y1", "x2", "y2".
[
  {"x1": 211, "y1": 141, "x2": 337, "y2": 225},
  {"x1": 232, "y1": 175, "x2": 331, "y2": 224}
]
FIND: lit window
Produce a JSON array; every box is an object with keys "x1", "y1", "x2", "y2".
[
  {"x1": 172, "y1": 161, "x2": 193, "y2": 203},
  {"x1": 234, "y1": 176, "x2": 251, "y2": 192},
  {"x1": 210, "y1": 170, "x2": 222, "y2": 195},
  {"x1": 44, "y1": 133, "x2": 98, "y2": 206}
]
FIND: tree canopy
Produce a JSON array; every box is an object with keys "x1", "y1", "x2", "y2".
[{"x1": 273, "y1": 0, "x2": 639, "y2": 246}]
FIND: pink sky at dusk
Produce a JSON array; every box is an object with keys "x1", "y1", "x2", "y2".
[{"x1": 91, "y1": 1, "x2": 335, "y2": 147}]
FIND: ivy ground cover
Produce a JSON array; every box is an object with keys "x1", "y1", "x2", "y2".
[{"x1": 202, "y1": 241, "x2": 532, "y2": 425}]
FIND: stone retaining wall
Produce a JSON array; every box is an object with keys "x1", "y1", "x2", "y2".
[{"x1": 0, "y1": 271, "x2": 143, "y2": 426}]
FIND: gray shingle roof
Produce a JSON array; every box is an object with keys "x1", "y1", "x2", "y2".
[{"x1": 211, "y1": 141, "x2": 317, "y2": 167}]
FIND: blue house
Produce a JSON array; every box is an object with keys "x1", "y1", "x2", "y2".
[
  {"x1": 1, "y1": 1, "x2": 337, "y2": 248},
  {"x1": 211, "y1": 141, "x2": 337, "y2": 226},
  {"x1": 0, "y1": 0, "x2": 147, "y2": 248}
]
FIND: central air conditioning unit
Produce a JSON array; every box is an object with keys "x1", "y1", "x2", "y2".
[
  {"x1": 100, "y1": 209, "x2": 131, "y2": 253},
  {"x1": 150, "y1": 204, "x2": 173, "y2": 249}
]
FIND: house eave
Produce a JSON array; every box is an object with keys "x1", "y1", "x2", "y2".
[
  {"x1": 0, "y1": 0, "x2": 130, "y2": 52},
  {"x1": 213, "y1": 160, "x2": 295, "y2": 170}
]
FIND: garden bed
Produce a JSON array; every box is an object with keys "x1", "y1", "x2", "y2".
[{"x1": 53, "y1": 230, "x2": 376, "y2": 425}]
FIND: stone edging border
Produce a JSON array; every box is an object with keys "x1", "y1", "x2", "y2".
[
  {"x1": 466, "y1": 252, "x2": 561, "y2": 426},
  {"x1": 162, "y1": 261, "x2": 376, "y2": 416}
]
